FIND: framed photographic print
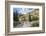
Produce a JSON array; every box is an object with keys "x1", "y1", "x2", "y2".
[{"x1": 5, "y1": 1, "x2": 45, "y2": 36}]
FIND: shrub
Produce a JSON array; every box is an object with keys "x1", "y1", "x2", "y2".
[
  {"x1": 32, "y1": 22, "x2": 39, "y2": 27},
  {"x1": 31, "y1": 16, "x2": 39, "y2": 21},
  {"x1": 13, "y1": 21, "x2": 21, "y2": 27}
]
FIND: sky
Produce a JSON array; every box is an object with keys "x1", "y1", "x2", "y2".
[{"x1": 13, "y1": 8, "x2": 33, "y2": 14}]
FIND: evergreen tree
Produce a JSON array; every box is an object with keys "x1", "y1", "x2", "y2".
[{"x1": 13, "y1": 10, "x2": 19, "y2": 21}]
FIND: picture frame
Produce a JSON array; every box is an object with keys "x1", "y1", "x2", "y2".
[{"x1": 5, "y1": 1, "x2": 45, "y2": 36}]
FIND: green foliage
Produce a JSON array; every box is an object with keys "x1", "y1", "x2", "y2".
[
  {"x1": 29, "y1": 14, "x2": 32, "y2": 21},
  {"x1": 31, "y1": 16, "x2": 39, "y2": 21},
  {"x1": 32, "y1": 22, "x2": 39, "y2": 27},
  {"x1": 13, "y1": 10, "x2": 19, "y2": 21},
  {"x1": 14, "y1": 15, "x2": 19, "y2": 21},
  {"x1": 13, "y1": 22, "x2": 21, "y2": 27}
]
